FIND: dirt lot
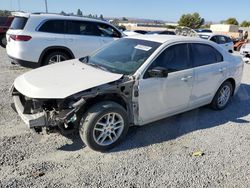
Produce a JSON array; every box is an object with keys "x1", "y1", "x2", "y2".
[{"x1": 0, "y1": 47, "x2": 250, "y2": 188}]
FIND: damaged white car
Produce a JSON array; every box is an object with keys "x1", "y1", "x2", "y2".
[{"x1": 11, "y1": 35, "x2": 244, "y2": 151}]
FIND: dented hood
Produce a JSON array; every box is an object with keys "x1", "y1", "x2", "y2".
[{"x1": 14, "y1": 59, "x2": 123, "y2": 99}]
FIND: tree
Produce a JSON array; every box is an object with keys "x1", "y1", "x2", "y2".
[
  {"x1": 76, "y1": 9, "x2": 83, "y2": 16},
  {"x1": 178, "y1": 13, "x2": 204, "y2": 29},
  {"x1": 240, "y1": 21, "x2": 250, "y2": 27},
  {"x1": 99, "y1": 14, "x2": 104, "y2": 20},
  {"x1": 0, "y1": 10, "x2": 11, "y2": 16},
  {"x1": 60, "y1": 11, "x2": 67, "y2": 15},
  {"x1": 122, "y1": 17, "x2": 128, "y2": 21},
  {"x1": 224, "y1": 18, "x2": 239, "y2": 25}
]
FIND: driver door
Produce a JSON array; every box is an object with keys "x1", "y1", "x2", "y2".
[{"x1": 137, "y1": 43, "x2": 194, "y2": 124}]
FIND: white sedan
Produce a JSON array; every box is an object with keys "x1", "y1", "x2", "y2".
[
  {"x1": 198, "y1": 33, "x2": 234, "y2": 52},
  {"x1": 11, "y1": 35, "x2": 244, "y2": 151},
  {"x1": 240, "y1": 43, "x2": 250, "y2": 62}
]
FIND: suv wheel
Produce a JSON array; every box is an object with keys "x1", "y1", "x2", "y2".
[
  {"x1": 79, "y1": 101, "x2": 129, "y2": 152},
  {"x1": 210, "y1": 81, "x2": 233, "y2": 110},
  {"x1": 43, "y1": 51, "x2": 69, "y2": 66},
  {"x1": 0, "y1": 35, "x2": 7, "y2": 48}
]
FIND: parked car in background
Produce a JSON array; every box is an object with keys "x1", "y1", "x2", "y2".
[
  {"x1": 6, "y1": 12, "x2": 122, "y2": 68},
  {"x1": 240, "y1": 43, "x2": 250, "y2": 58},
  {"x1": 11, "y1": 35, "x2": 244, "y2": 151},
  {"x1": 134, "y1": 30, "x2": 148, "y2": 34},
  {"x1": 0, "y1": 16, "x2": 14, "y2": 48},
  {"x1": 146, "y1": 30, "x2": 175, "y2": 35},
  {"x1": 198, "y1": 33, "x2": 234, "y2": 52},
  {"x1": 195, "y1": 29, "x2": 213, "y2": 33},
  {"x1": 123, "y1": 30, "x2": 142, "y2": 36}
]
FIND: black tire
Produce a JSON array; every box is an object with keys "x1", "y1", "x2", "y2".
[
  {"x1": 43, "y1": 51, "x2": 69, "y2": 66},
  {"x1": 210, "y1": 81, "x2": 233, "y2": 110},
  {"x1": 0, "y1": 34, "x2": 7, "y2": 48},
  {"x1": 79, "y1": 101, "x2": 129, "y2": 152}
]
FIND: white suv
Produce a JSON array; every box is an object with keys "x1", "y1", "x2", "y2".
[
  {"x1": 11, "y1": 35, "x2": 243, "y2": 151},
  {"x1": 6, "y1": 12, "x2": 122, "y2": 67}
]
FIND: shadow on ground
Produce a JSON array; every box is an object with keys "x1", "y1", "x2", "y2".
[{"x1": 58, "y1": 83, "x2": 250, "y2": 152}]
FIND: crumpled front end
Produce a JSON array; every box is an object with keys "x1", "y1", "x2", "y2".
[{"x1": 11, "y1": 85, "x2": 79, "y2": 130}]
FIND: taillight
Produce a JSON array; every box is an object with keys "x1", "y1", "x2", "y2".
[{"x1": 10, "y1": 35, "x2": 32, "y2": 41}]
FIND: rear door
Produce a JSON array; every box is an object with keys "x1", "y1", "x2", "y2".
[
  {"x1": 64, "y1": 20, "x2": 102, "y2": 58},
  {"x1": 189, "y1": 43, "x2": 228, "y2": 107}
]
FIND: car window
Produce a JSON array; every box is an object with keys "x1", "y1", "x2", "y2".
[
  {"x1": 10, "y1": 17, "x2": 28, "y2": 30},
  {"x1": 65, "y1": 20, "x2": 100, "y2": 36},
  {"x1": 191, "y1": 43, "x2": 223, "y2": 67},
  {"x1": 39, "y1": 20, "x2": 65, "y2": 33},
  {"x1": 0, "y1": 17, "x2": 8, "y2": 26},
  {"x1": 217, "y1": 36, "x2": 227, "y2": 44},
  {"x1": 210, "y1": 36, "x2": 217, "y2": 43},
  {"x1": 97, "y1": 23, "x2": 121, "y2": 38},
  {"x1": 146, "y1": 43, "x2": 190, "y2": 75},
  {"x1": 226, "y1": 37, "x2": 232, "y2": 43},
  {"x1": 87, "y1": 38, "x2": 160, "y2": 75}
]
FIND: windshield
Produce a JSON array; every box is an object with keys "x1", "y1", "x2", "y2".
[{"x1": 86, "y1": 38, "x2": 161, "y2": 75}]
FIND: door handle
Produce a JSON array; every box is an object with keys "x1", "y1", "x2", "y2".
[
  {"x1": 181, "y1": 76, "x2": 192, "y2": 81},
  {"x1": 219, "y1": 67, "x2": 226, "y2": 72}
]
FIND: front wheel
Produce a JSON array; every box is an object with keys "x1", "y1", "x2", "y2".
[
  {"x1": 79, "y1": 101, "x2": 129, "y2": 152},
  {"x1": 0, "y1": 35, "x2": 7, "y2": 48},
  {"x1": 210, "y1": 81, "x2": 233, "y2": 110}
]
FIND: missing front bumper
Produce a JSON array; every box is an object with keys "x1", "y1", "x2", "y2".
[{"x1": 13, "y1": 95, "x2": 46, "y2": 128}]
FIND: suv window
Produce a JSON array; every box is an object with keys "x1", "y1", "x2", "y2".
[
  {"x1": 210, "y1": 36, "x2": 217, "y2": 43},
  {"x1": 191, "y1": 43, "x2": 223, "y2": 67},
  {"x1": 10, "y1": 17, "x2": 28, "y2": 30},
  {"x1": 147, "y1": 43, "x2": 190, "y2": 74},
  {"x1": 39, "y1": 20, "x2": 65, "y2": 33},
  {"x1": 66, "y1": 20, "x2": 100, "y2": 36},
  {"x1": 96, "y1": 23, "x2": 121, "y2": 38}
]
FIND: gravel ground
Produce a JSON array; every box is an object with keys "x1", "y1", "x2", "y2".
[{"x1": 0, "y1": 47, "x2": 250, "y2": 188}]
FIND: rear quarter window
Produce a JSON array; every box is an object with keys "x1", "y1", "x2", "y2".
[
  {"x1": 10, "y1": 17, "x2": 28, "y2": 30},
  {"x1": 191, "y1": 43, "x2": 223, "y2": 67}
]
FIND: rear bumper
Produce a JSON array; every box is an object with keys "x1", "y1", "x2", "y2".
[
  {"x1": 8, "y1": 55, "x2": 41, "y2": 68},
  {"x1": 12, "y1": 95, "x2": 46, "y2": 128}
]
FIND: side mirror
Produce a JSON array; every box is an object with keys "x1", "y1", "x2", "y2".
[{"x1": 148, "y1": 66, "x2": 168, "y2": 78}]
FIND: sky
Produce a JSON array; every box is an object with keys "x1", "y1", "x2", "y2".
[{"x1": 0, "y1": 0, "x2": 250, "y2": 23}]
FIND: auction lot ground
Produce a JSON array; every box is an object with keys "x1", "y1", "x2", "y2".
[{"x1": 0, "y1": 47, "x2": 250, "y2": 188}]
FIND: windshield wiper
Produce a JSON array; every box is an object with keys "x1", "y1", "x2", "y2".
[
  {"x1": 80, "y1": 56, "x2": 110, "y2": 72},
  {"x1": 87, "y1": 62, "x2": 109, "y2": 72}
]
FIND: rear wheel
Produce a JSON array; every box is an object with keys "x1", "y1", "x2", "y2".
[
  {"x1": 0, "y1": 34, "x2": 7, "y2": 48},
  {"x1": 79, "y1": 101, "x2": 129, "y2": 152},
  {"x1": 210, "y1": 81, "x2": 233, "y2": 110},
  {"x1": 43, "y1": 51, "x2": 69, "y2": 66}
]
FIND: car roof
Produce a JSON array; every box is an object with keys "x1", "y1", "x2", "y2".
[
  {"x1": 126, "y1": 34, "x2": 205, "y2": 44},
  {"x1": 12, "y1": 12, "x2": 110, "y2": 24},
  {"x1": 198, "y1": 33, "x2": 230, "y2": 38}
]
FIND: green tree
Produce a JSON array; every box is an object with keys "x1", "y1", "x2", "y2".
[
  {"x1": 76, "y1": 9, "x2": 83, "y2": 16},
  {"x1": 122, "y1": 17, "x2": 128, "y2": 21},
  {"x1": 99, "y1": 14, "x2": 104, "y2": 20},
  {"x1": 178, "y1": 12, "x2": 204, "y2": 29},
  {"x1": 0, "y1": 10, "x2": 11, "y2": 16},
  {"x1": 240, "y1": 21, "x2": 250, "y2": 27},
  {"x1": 224, "y1": 18, "x2": 239, "y2": 25}
]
